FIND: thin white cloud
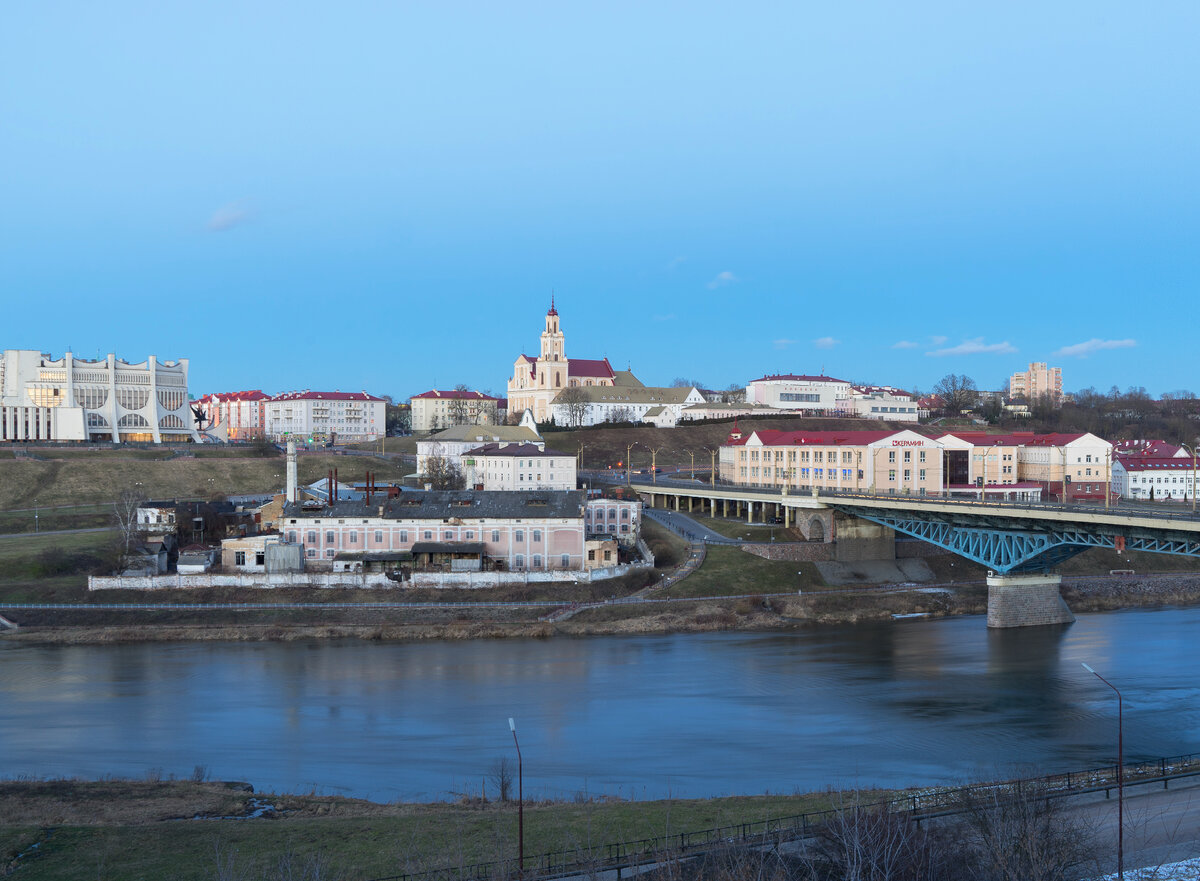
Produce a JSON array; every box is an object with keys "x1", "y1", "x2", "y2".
[
  {"x1": 207, "y1": 200, "x2": 253, "y2": 232},
  {"x1": 1053, "y1": 338, "x2": 1137, "y2": 358},
  {"x1": 892, "y1": 340, "x2": 919, "y2": 349},
  {"x1": 930, "y1": 335, "x2": 948, "y2": 346},
  {"x1": 814, "y1": 336, "x2": 840, "y2": 349},
  {"x1": 707, "y1": 271, "x2": 738, "y2": 289},
  {"x1": 774, "y1": 338, "x2": 797, "y2": 349},
  {"x1": 926, "y1": 337, "x2": 1017, "y2": 357}
]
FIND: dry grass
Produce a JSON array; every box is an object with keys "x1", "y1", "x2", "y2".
[{"x1": 0, "y1": 452, "x2": 410, "y2": 510}]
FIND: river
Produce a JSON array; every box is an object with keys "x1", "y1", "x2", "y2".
[{"x1": 2, "y1": 608, "x2": 1198, "y2": 802}]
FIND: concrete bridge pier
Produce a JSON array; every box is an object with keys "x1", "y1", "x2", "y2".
[{"x1": 986, "y1": 573, "x2": 1075, "y2": 628}]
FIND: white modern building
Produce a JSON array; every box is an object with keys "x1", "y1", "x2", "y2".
[
  {"x1": 462, "y1": 442, "x2": 576, "y2": 491},
  {"x1": 0, "y1": 349, "x2": 199, "y2": 442},
  {"x1": 843, "y1": 386, "x2": 920, "y2": 422},
  {"x1": 745, "y1": 374, "x2": 852, "y2": 412},
  {"x1": 264, "y1": 391, "x2": 386, "y2": 443}
]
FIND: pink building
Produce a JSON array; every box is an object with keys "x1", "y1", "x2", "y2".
[{"x1": 192, "y1": 390, "x2": 269, "y2": 441}]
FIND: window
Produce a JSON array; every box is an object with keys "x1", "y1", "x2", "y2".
[
  {"x1": 255, "y1": 551, "x2": 265, "y2": 566},
  {"x1": 561, "y1": 554, "x2": 570, "y2": 568},
  {"x1": 515, "y1": 529, "x2": 524, "y2": 542},
  {"x1": 888, "y1": 451, "x2": 896, "y2": 463},
  {"x1": 532, "y1": 554, "x2": 542, "y2": 569},
  {"x1": 620, "y1": 524, "x2": 629, "y2": 532},
  {"x1": 621, "y1": 509, "x2": 630, "y2": 519},
  {"x1": 588, "y1": 549, "x2": 596, "y2": 561},
  {"x1": 903, "y1": 451, "x2": 911, "y2": 463},
  {"x1": 533, "y1": 530, "x2": 542, "y2": 542},
  {"x1": 424, "y1": 530, "x2": 433, "y2": 540},
  {"x1": 889, "y1": 469, "x2": 896, "y2": 482},
  {"x1": 904, "y1": 469, "x2": 911, "y2": 480},
  {"x1": 375, "y1": 530, "x2": 383, "y2": 543},
  {"x1": 326, "y1": 549, "x2": 335, "y2": 558},
  {"x1": 326, "y1": 530, "x2": 335, "y2": 543},
  {"x1": 919, "y1": 469, "x2": 926, "y2": 480},
  {"x1": 444, "y1": 530, "x2": 453, "y2": 540},
  {"x1": 514, "y1": 554, "x2": 524, "y2": 569},
  {"x1": 400, "y1": 530, "x2": 408, "y2": 542},
  {"x1": 919, "y1": 451, "x2": 926, "y2": 463},
  {"x1": 288, "y1": 531, "x2": 297, "y2": 543},
  {"x1": 349, "y1": 532, "x2": 358, "y2": 544},
  {"x1": 604, "y1": 550, "x2": 612, "y2": 561},
  {"x1": 492, "y1": 529, "x2": 500, "y2": 542},
  {"x1": 306, "y1": 548, "x2": 316, "y2": 558},
  {"x1": 235, "y1": 551, "x2": 246, "y2": 566}
]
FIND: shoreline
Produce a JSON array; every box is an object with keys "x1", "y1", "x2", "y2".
[{"x1": 3, "y1": 575, "x2": 1198, "y2": 644}]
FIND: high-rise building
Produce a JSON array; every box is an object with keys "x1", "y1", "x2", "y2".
[{"x1": 1008, "y1": 362, "x2": 1063, "y2": 403}]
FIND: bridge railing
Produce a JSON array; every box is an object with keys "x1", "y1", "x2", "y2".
[{"x1": 631, "y1": 476, "x2": 1200, "y2": 525}]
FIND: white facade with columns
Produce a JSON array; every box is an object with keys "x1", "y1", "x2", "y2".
[{"x1": 0, "y1": 349, "x2": 198, "y2": 442}]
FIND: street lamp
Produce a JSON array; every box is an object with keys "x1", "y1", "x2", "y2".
[
  {"x1": 648, "y1": 446, "x2": 664, "y2": 484},
  {"x1": 508, "y1": 717, "x2": 524, "y2": 878},
  {"x1": 626, "y1": 442, "x2": 637, "y2": 485},
  {"x1": 33, "y1": 498, "x2": 38, "y2": 534},
  {"x1": 1082, "y1": 662, "x2": 1123, "y2": 881},
  {"x1": 1181, "y1": 443, "x2": 1198, "y2": 514}
]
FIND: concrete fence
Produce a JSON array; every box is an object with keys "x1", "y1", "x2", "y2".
[{"x1": 89, "y1": 561, "x2": 653, "y2": 592}]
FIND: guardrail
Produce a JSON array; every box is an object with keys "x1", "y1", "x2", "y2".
[
  {"x1": 631, "y1": 477, "x2": 1200, "y2": 526},
  {"x1": 364, "y1": 752, "x2": 1200, "y2": 881}
]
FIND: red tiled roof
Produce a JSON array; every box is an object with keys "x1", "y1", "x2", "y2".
[
  {"x1": 939, "y1": 431, "x2": 1088, "y2": 447},
  {"x1": 725, "y1": 429, "x2": 904, "y2": 447},
  {"x1": 1114, "y1": 439, "x2": 1181, "y2": 458},
  {"x1": 1116, "y1": 457, "x2": 1198, "y2": 472},
  {"x1": 268, "y1": 390, "x2": 385, "y2": 402},
  {"x1": 412, "y1": 389, "x2": 501, "y2": 401},
  {"x1": 194, "y1": 390, "x2": 269, "y2": 402},
  {"x1": 568, "y1": 358, "x2": 615, "y2": 379}
]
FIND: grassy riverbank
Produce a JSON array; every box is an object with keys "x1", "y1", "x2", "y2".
[{"x1": 0, "y1": 777, "x2": 890, "y2": 881}]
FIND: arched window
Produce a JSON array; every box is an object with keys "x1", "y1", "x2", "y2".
[{"x1": 555, "y1": 372, "x2": 561, "y2": 387}]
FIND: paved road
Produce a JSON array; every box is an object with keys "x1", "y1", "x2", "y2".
[{"x1": 643, "y1": 508, "x2": 739, "y2": 544}]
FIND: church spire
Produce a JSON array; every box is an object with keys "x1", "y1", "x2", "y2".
[{"x1": 548, "y1": 293, "x2": 557, "y2": 316}]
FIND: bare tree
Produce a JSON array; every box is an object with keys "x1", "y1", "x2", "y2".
[
  {"x1": 113, "y1": 489, "x2": 146, "y2": 571},
  {"x1": 489, "y1": 757, "x2": 514, "y2": 802},
  {"x1": 933, "y1": 374, "x2": 978, "y2": 414},
  {"x1": 607, "y1": 405, "x2": 635, "y2": 424},
  {"x1": 556, "y1": 385, "x2": 591, "y2": 428},
  {"x1": 423, "y1": 455, "x2": 466, "y2": 490},
  {"x1": 447, "y1": 384, "x2": 473, "y2": 426},
  {"x1": 721, "y1": 382, "x2": 746, "y2": 404},
  {"x1": 672, "y1": 377, "x2": 704, "y2": 388}
]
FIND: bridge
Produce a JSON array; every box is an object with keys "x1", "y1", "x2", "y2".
[{"x1": 626, "y1": 476, "x2": 1200, "y2": 628}]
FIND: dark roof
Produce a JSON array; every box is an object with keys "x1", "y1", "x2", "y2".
[
  {"x1": 568, "y1": 357, "x2": 616, "y2": 379},
  {"x1": 269, "y1": 390, "x2": 385, "y2": 402},
  {"x1": 411, "y1": 389, "x2": 502, "y2": 401},
  {"x1": 411, "y1": 542, "x2": 485, "y2": 555},
  {"x1": 334, "y1": 551, "x2": 414, "y2": 561},
  {"x1": 747, "y1": 373, "x2": 850, "y2": 384},
  {"x1": 283, "y1": 490, "x2": 585, "y2": 521},
  {"x1": 463, "y1": 442, "x2": 569, "y2": 458}
]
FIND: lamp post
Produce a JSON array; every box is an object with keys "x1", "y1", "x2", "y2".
[
  {"x1": 649, "y1": 446, "x2": 663, "y2": 484},
  {"x1": 707, "y1": 447, "x2": 717, "y2": 487},
  {"x1": 1082, "y1": 662, "x2": 1123, "y2": 881},
  {"x1": 626, "y1": 443, "x2": 637, "y2": 485},
  {"x1": 507, "y1": 718, "x2": 524, "y2": 878},
  {"x1": 33, "y1": 498, "x2": 38, "y2": 534},
  {"x1": 1182, "y1": 443, "x2": 1198, "y2": 514}
]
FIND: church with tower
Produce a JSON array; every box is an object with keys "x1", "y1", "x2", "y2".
[{"x1": 507, "y1": 300, "x2": 639, "y2": 423}]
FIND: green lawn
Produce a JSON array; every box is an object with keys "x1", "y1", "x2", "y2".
[
  {"x1": 664, "y1": 546, "x2": 825, "y2": 597},
  {"x1": 0, "y1": 783, "x2": 884, "y2": 881}
]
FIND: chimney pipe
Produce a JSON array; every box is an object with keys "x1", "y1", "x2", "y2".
[{"x1": 286, "y1": 440, "x2": 298, "y2": 503}]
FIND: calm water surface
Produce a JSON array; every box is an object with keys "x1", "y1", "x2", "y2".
[{"x1": 2, "y1": 608, "x2": 1198, "y2": 801}]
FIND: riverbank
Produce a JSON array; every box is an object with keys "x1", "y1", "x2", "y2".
[{"x1": 5, "y1": 574, "x2": 1200, "y2": 645}]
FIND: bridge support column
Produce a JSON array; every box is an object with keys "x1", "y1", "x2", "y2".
[
  {"x1": 986, "y1": 573, "x2": 1075, "y2": 629},
  {"x1": 747, "y1": 502, "x2": 754, "y2": 524}
]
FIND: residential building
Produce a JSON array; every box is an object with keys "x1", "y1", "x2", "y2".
[
  {"x1": 583, "y1": 497, "x2": 642, "y2": 546},
  {"x1": 720, "y1": 428, "x2": 946, "y2": 496},
  {"x1": 1112, "y1": 457, "x2": 1199, "y2": 501},
  {"x1": 410, "y1": 389, "x2": 503, "y2": 434},
  {"x1": 280, "y1": 491, "x2": 593, "y2": 571},
  {"x1": 679, "y1": 402, "x2": 777, "y2": 421},
  {"x1": 264, "y1": 390, "x2": 386, "y2": 443},
  {"x1": 191, "y1": 390, "x2": 269, "y2": 441},
  {"x1": 416, "y1": 420, "x2": 543, "y2": 479},
  {"x1": 508, "y1": 300, "x2": 638, "y2": 423},
  {"x1": 461, "y1": 442, "x2": 576, "y2": 491},
  {"x1": 0, "y1": 349, "x2": 199, "y2": 443},
  {"x1": 549, "y1": 384, "x2": 705, "y2": 428},
  {"x1": 1008, "y1": 362, "x2": 1063, "y2": 403}
]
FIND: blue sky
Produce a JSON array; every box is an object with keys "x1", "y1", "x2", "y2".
[{"x1": 3, "y1": 2, "x2": 1197, "y2": 399}]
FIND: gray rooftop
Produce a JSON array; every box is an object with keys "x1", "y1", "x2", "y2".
[{"x1": 284, "y1": 490, "x2": 586, "y2": 521}]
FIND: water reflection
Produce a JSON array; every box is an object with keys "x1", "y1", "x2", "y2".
[{"x1": 1, "y1": 608, "x2": 1198, "y2": 801}]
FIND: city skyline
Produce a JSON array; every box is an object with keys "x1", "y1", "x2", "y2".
[{"x1": 4, "y1": 2, "x2": 1198, "y2": 398}]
